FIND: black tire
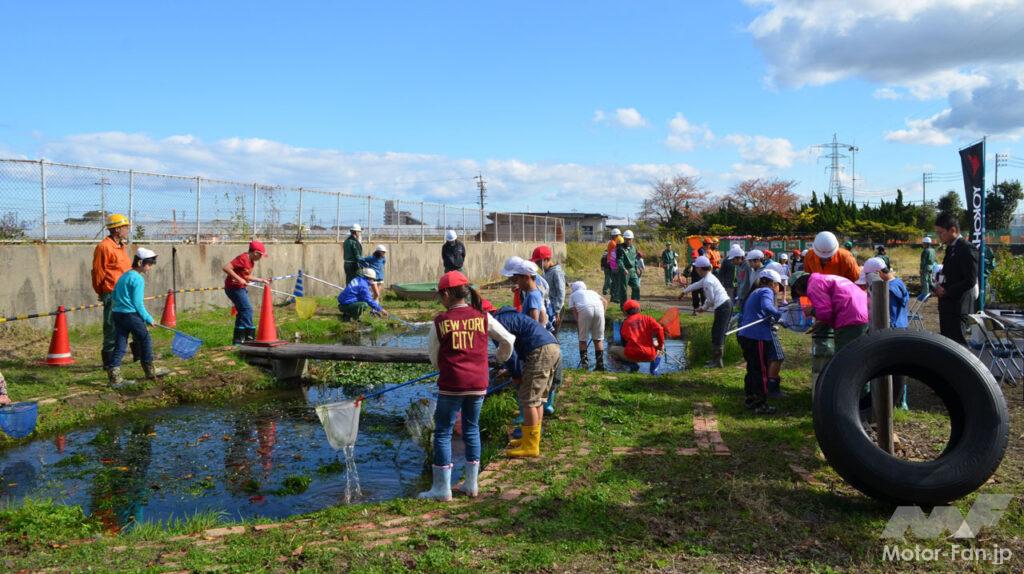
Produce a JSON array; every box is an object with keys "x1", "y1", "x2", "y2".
[{"x1": 813, "y1": 330, "x2": 1009, "y2": 506}]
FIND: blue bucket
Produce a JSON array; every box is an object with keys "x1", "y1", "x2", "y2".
[
  {"x1": 171, "y1": 332, "x2": 203, "y2": 359},
  {"x1": 0, "y1": 402, "x2": 38, "y2": 439}
]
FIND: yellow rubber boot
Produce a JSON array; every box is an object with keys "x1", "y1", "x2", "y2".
[{"x1": 506, "y1": 424, "x2": 541, "y2": 458}]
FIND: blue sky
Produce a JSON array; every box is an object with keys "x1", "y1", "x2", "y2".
[{"x1": 2, "y1": 1, "x2": 1024, "y2": 216}]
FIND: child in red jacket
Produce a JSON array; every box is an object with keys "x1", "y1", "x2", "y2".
[{"x1": 608, "y1": 299, "x2": 666, "y2": 374}]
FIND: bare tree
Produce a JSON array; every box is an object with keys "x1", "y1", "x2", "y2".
[
  {"x1": 638, "y1": 175, "x2": 706, "y2": 224},
  {"x1": 729, "y1": 178, "x2": 799, "y2": 217}
]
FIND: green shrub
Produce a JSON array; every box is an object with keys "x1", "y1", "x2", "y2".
[
  {"x1": 990, "y1": 254, "x2": 1024, "y2": 305},
  {"x1": 0, "y1": 499, "x2": 99, "y2": 545},
  {"x1": 685, "y1": 320, "x2": 742, "y2": 366}
]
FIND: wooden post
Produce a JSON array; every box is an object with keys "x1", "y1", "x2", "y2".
[{"x1": 869, "y1": 278, "x2": 894, "y2": 454}]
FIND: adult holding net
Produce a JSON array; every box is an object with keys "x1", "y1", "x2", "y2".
[{"x1": 223, "y1": 241, "x2": 270, "y2": 345}]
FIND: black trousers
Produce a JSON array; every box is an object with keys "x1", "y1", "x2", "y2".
[
  {"x1": 690, "y1": 270, "x2": 704, "y2": 310},
  {"x1": 938, "y1": 312, "x2": 966, "y2": 346},
  {"x1": 738, "y1": 336, "x2": 768, "y2": 403}
]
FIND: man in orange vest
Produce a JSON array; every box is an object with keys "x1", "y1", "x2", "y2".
[
  {"x1": 803, "y1": 231, "x2": 859, "y2": 282},
  {"x1": 705, "y1": 238, "x2": 722, "y2": 273},
  {"x1": 92, "y1": 214, "x2": 133, "y2": 373}
]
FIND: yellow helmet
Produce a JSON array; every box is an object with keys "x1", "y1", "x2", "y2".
[{"x1": 105, "y1": 213, "x2": 130, "y2": 229}]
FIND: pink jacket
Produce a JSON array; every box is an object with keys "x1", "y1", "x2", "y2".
[{"x1": 807, "y1": 273, "x2": 868, "y2": 329}]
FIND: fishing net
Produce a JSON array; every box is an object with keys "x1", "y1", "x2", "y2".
[
  {"x1": 315, "y1": 399, "x2": 362, "y2": 449},
  {"x1": 0, "y1": 402, "x2": 38, "y2": 439},
  {"x1": 295, "y1": 296, "x2": 318, "y2": 320},
  {"x1": 659, "y1": 307, "x2": 681, "y2": 339},
  {"x1": 171, "y1": 332, "x2": 203, "y2": 359},
  {"x1": 404, "y1": 398, "x2": 436, "y2": 450},
  {"x1": 782, "y1": 299, "x2": 814, "y2": 333}
]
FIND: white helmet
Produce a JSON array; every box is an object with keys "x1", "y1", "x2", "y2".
[
  {"x1": 445, "y1": 229, "x2": 457, "y2": 241},
  {"x1": 922, "y1": 236, "x2": 933, "y2": 245},
  {"x1": 693, "y1": 255, "x2": 711, "y2": 268},
  {"x1": 571, "y1": 280, "x2": 586, "y2": 293},
  {"x1": 374, "y1": 244, "x2": 388, "y2": 253},
  {"x1": 726, "y1": 245, "x2": 745, "y2": 259},
  {"x1": 758, "y1": 269, "x2": 782, "y2": 284},
  {"x1": 622, "y1": 230, "x2": 635, "y2": 239},
  {"x1": 359, "y1": 267, "x2": 376, "y2": 280},
  {"x1": 779, "y1": 253, "x2": 789, "y2": 262},
  {"x1": 812, "y1": 231, "x2": 839, "y2": 258},
  {"x1": 610, "y1": 228, "x2": 622, "y2": 236},
  {"x1": 745, "y1": 249, "x2": 764, "y2": 261},
  {"x1": 351, "y1": 223, "x2": 363, "y2": 232}
]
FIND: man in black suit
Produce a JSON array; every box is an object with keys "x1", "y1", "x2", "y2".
[{"x1": 933, "y1": 212, "x2": 978, "y2": 345}]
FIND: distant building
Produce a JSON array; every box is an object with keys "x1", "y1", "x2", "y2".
[{"x1": 484, "y1": 211, "x2": 605, "y2": 242}]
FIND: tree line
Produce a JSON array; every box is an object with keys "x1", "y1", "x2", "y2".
[{"x1": 637, "y1": 175, "x2": 1023, "y2": 242}]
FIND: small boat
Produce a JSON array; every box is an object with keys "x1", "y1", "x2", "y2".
[{"x1": 391, "y1": 282, "x2": 439, "y2": 301}]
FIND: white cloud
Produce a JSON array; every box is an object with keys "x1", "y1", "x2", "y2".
[
  {"x1": 884, "y1": 111, "x2": 954, "y2": 146},
  {"x1": 665, "y1": 113, "x2": 714, "y2": 151},
  {"x1": 723, "y1": 134, "x2": 810, "y2": 169},
  {"x1": 745, "y1": 0, "x2": 1024, "y2": 140},
  {"x1": 35, "y1": 131, "x2": 698, "y2": 212},
  {"x1": 593, "y1": 107, "x2": 648, "y2": 129}
]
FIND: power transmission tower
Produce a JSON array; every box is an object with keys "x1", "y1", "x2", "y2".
[
  {"x1": 816, "y1": 134, "x2": 856, "y2": 202},
  {"x1": 475, "y1": 173, "x2": 487, "y2": 240}
]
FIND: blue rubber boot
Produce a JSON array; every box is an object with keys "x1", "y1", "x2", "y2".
[
  {"x1": 513, "y1": 401, "x2": 524, "y2": 425},
  {"x1": 649, "y1": 356, "x2": 662, "y2": 375},
  {"x1": 626, "y1": 362, "x2": 640, "y2": 373}
]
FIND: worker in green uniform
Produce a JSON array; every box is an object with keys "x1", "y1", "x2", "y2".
[
  {"x1": 616, "y1": 230, "x2": 641, "y2": 302},
  {"x1": 661, "y1": 242, "x2": 678, "y2": 286},
  {"x1": 919, "y1": 236, "x2": 937, "y2": 296},
  {"x1": 343, "y1": 223, "x2": 363, "y2": 284}
]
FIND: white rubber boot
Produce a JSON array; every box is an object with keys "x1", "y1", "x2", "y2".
[
  {"x1": 455, "y1": 461, "x2": 480, "y2": 498},
  {"x1": 417, "y1": 464, "x2": 452, "y2": 501}
]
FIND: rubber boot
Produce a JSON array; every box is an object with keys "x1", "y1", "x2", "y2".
[
  {"x1": 544, "y1": 384, "x2": 560, "y2": 416},
  {"x1": 513, "y1": 401, "x2": 524, "y2": 426},
  {"x1": 107, "y1": 367, "x2": 136, "y2": 389},
  {"x1": 649, "y1": 356, "x2": 663, "y2": 375},
  {"x1": 705, "y1": 346, "x2": 724, "y2": 369},
  {"x1": 767, "y1": 378, "x2": 785, "y2": 398},
  {"x1": 455, "y1": 461, "x2": 480, "y2": 498},
  {"x1": 625, "y1": 361, "x2": 640, "y2": 373},
  {"x1": 142, "y1": 363, "x2": 170, "y2": 380},
  {"x1": 506, "y1": 424, "x2": 541, "y2": 458},
  {"x1": 578, "y1": 348, "x2": 589, "y2": 370},
  {"x1": 101, "y1": 349, "x2": 111, "y2": 370},
  {"x1": 595, "y1": 349, "x2": 605, "y2": 371},
  {"x1": 245, "y1": 328, "x2": 257, "y2": 343},
  {"x1": 417, "y1": 464, "x2": 453, "y2": 501},
  {"x1": 232, "y1": 328, "x2": 245, "y2": 345}
]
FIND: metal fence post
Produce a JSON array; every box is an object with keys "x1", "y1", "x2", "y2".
[
  {"x1": 442, "y1": 204, "x2": 446, "y2": 235},
  {"x1": 509, "y1": 213, "x2": 513, "y2": 243},
  {"x1": 395, "y1": 199, "x2": 400, "y2": 242},
  {"x1": 252, "y1": 183, "x2": 258, "y2": 239},
  {"x1": 461, "y1": 207, "x2": 466, "y2": 241},
  {"x1": 366, "y1": 196, "x2": 372, "y2": 242},
  {"x1": 335, "y1": 192, "x2": 342, "y2": 243},
  {"x1": 128, "y1": 169, "x2": 134, "y2": 244},
  {"x1": 493, "y1": 210, "x2": 497, "y2": 243},
  {"x1": 869, "y1": 279, "x2": 894, "y2": 454},
  {"x1": 39, "y1": 159, "x2": 47, "y2": 242},
  {"x1": 195, "y1": 176, "x2": 202, "y2": 243},
  {"x1": 420, "y1": 202, "x2": 425, "y2": 243},
  {"x1": 297, "y1": 187, "x2": 304, "y2": 242}
]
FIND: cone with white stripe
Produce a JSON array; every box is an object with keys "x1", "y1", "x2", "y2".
[{"x1": 43, "y1": 306, "x2": 75, "y2": 366}]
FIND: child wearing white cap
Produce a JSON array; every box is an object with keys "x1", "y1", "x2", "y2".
[
  {"x1": 735, "y1": 250, "x2": 765, "y2": 310},
  {"x1": 108, "y1": 248, "x2": 169, "y2": 387},
  {"x1": 719, "y1": 244, "x2": 745, "y2": 299},
  {"x1": 679, "y1": 256, "x2": 732, "y2": 368},
  {"x1": 736, "y1": 268, "x2": 785, "y2": 413},
  {"x1": 568, "y1": 281, "x2": 609, "y2": 370}
]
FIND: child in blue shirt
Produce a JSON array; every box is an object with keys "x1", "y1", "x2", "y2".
[
  {"x1": 736, "y1": 269, "x2": 784, "y2": 414},
  {"x1": 109, "y1": 248, "x2": 168, "y2": 387}
]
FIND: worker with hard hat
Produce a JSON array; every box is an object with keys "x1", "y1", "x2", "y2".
[
  {"x1": 679, "y1": 255, "x2": 732, "y2": 368},
  {"x1": 442, "y1": 229, "x2": 466, "y2": 273},
  {"x1": 704, "y1": 238, "x2": 722, "y2": 272},
  {"x1": 616, "y1": 230, "x2": 641, "y2": 303},
  {"x1": 92, "y1": 214, "x2": 134, "y2": 375},
  {"x1": 109, "y1": 247, "x2": 169, "y2": 387},
  {"x1": 223, "y1": 240, "x2": 270, "y2": 344},
  {"x1": 803, "y1": 231, "x2": 860, "y2": 283},
  {"x1": 919, "y1": 236, "x2": 937, "y2": 295},
  {"x1": 605, "y1": 228, "x2": 624, "y2": 302},
  {"x1": 360, "y1": 244, "x2": 388, "y2": 299},
  {"x1": 343, "y1": 223, "x2": 364, "y2": 284},
  {"x1": 338, "y1": 267, "x2": 387, "y2": 320},
  {"x1": 661, "y1": 242, "x2": 679, "y2": 286}
]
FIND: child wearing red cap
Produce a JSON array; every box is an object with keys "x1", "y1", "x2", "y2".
[
  {"x1": 223, "y1": 241, "x2": 269, "y2": 345},
  {"x1": 608, "y1": 300, "x2": 665, "y2": 374},
  {"x1": 420, "y1": 271, "x2": 515, "y2": 501}
]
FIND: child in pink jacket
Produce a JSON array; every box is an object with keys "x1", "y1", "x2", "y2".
[{"x1": 790, "y1": 272, "x2": 868, "y2": 351}]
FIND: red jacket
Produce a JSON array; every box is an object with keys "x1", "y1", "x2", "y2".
[
  {"x1": 434, "y1": 305, "x2": 490, "y2": 395},
  {"x1": 621, "y1": 313, "x2": 665, "y2": 362}
]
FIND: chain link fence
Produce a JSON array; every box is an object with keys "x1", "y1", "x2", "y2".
[{"x1": 0, "y1": 159, "x2": 563, "y2": 244}]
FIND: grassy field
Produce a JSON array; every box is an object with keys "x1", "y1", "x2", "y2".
[{"x1": 0, "y1": 243, "x2": 1021, "y2": 573}]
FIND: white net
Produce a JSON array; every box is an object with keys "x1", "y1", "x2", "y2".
[{"x1": 315, "y1": 399, "x2": 362, "y2": 450}]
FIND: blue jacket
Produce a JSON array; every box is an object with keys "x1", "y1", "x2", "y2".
[
  {"x1": 111, "y1": 269, "x2": 155, "y2": 324},
  {"x1": 337, "y1": 276, "x2": 382, "y2": 313},
  {"x1": 493, "y1": 306, "x2": 558, "y2": 376},
  {"x1": 738, "y1": 287, "x2": 781, "y2": 341},
  {"x1": 888, "y1": 277, "x2": 910, "y2": 329},
  {"x1": 358, "y1": 254, "x2": 386, "y2": 283}
]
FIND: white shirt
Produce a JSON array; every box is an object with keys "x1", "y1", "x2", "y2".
[
  {"x1": 682, "y1": 272, "x2": 731, "y2": 311},
  {"x1": 569, "y1": 289, "x2": 605, "y2": 311}
]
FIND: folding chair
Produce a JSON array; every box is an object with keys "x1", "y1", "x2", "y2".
[
  {"x1": 907, "y1": 292, "x2": 930, "y2": 331},
  {"x1": 981, "y1": 314, "x2": 1024, "y2": 386}
]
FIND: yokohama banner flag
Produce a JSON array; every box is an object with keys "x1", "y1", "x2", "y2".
[{"x1": 959, "y1": 140, "x2": 985, "y2": 249}]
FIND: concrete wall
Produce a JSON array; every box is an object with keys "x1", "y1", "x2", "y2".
[{"x1": 0, "y1": 241, "x2": 565, "y2": 327}]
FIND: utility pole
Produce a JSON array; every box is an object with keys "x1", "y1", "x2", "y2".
[
  {"x1": 475, "y1": 173, "x2": 486, "y2": 241},
  {"x1": 848, "y1": 145, "x2": 859, "y2": 205},
  {"x1": 922, "y1": 172, "x2": 926, "y2": 205}
]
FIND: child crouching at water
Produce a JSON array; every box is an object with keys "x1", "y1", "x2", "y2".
[
  {"x1": 736, "y1": 269, "x2": 784, "y2": 414},
  {"x1": 420, "y1": 271, "x2": 515, "y2": 501}
]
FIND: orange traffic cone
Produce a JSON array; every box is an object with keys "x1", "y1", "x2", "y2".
[
  {"x1": 161, "y1": 290, "x2": 177, "y2": 328},
  {"x1": 43, "y1": 306, "x2": 75, "y2": 366},
  {"x1": 248, "y1": 284, "x2": 285, "y2": 347}
]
